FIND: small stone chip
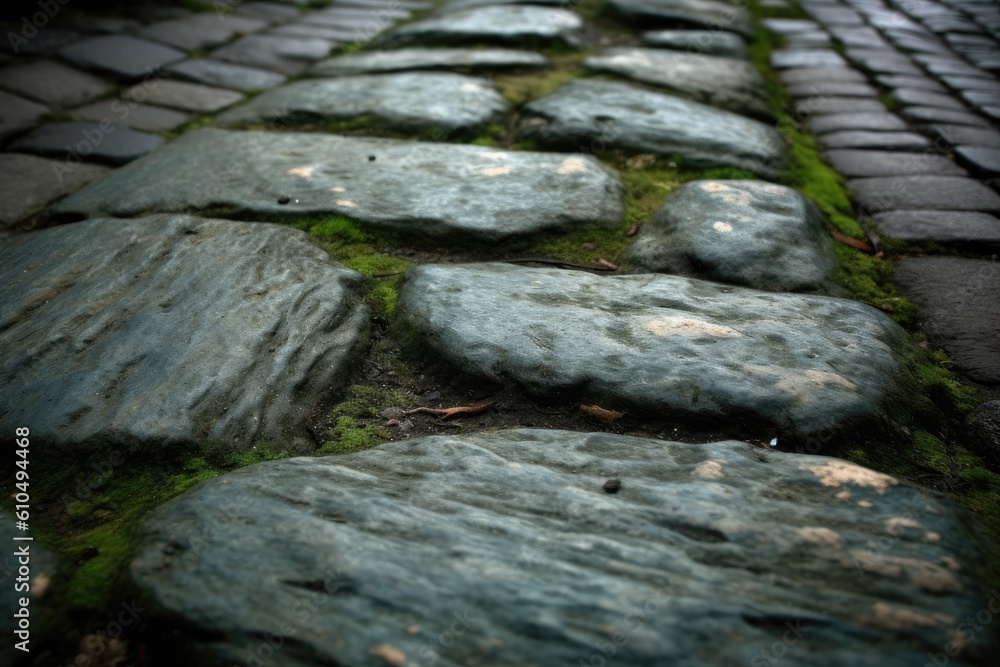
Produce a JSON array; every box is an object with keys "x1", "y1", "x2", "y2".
[
  {"x1": 603, "y1": 478, "x2": 622, "y2": 494},
  {"x1": 368, "y1": 644, "x2": 406, "y2": 666}
]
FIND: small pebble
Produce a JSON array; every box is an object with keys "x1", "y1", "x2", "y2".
[
  {"x1": 277, "y1": 196, "x2": 290, "y2": 205},
  {"x1": 603, "y1": 478, "x2": 622, "y2": 494}
]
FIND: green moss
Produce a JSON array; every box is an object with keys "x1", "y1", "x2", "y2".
[
  {"x1": 832, "y1": 245, "x2": 917, "y2": 324},
  {"x1": 24, "y1": 445, "x2": 287, "y2": 611},
  {"x1": 494, "y1": 57, "x2": 587, "y2": 107},
  {"x1": 469, "y1": 122, "x2": 506, "y2": 147},
  {"x1": 319, "y1": 385, "x2": 409, "y2": 454}
]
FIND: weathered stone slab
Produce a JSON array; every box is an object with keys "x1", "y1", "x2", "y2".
[
  {"x1": 820, "y1": 131, "x2": 930, "y2": 151},
  {"x1": 627, "y1": 180, "x2": 835, "y2": 292},
  {"x1": 0, "y1": 154, "x2": 109, "y2": 228},
  {"x1": 0, "y1": 60, "x2": 108, "y2": 109},
  {"x1": 584, "y1": 48, "x2": 770, "y2": 118},
  {"x1": 51, "y1": 129, "x2": 624, "y2": 242},
  {"x1": 270, "y1": 22, "x2": 355, "y2": 41},
  {"x1": 210, "y1": 34, "x2": 333, "y2": 75},
  {"x1": 809, "y1": 112, "x2": 907, "y2": 134},
  {"x1": 216, "y1": 72, "x2": 506, "y2": 135},
  {"x1": 398, "y1": 264, "x2": 912, "y2": 437},
  {"x1": 823, "y1": 149, "x2": 967, "y2": 178},
  {"x1": 9, "y1": 122, "x2": 164, "y2": 166},
  {"x1": 0, "y1": 216, "x2": 369, "y2": 451},
  {"x1": 306, "y1": 47, "x2": 547, "y2": 77},
  {"x1": 795, "y1": 97, "x2": 886, "y2": 116},
  {"x1": 846, "y1": 49, "x2": 922, "y2": 76},
  {"x1": 130, "y1": 428, "x2": 996, "y2": 667},
  {"x1": 69, "y1": 99, "x2": 192, "y2": 132},
  {"x1": 787, "y1": 81, "x2": 877, "y2": 98},
  {"x1": 876, "y1": 74, "x2": 947, "y2": 93},
  {"x1": 929, "y1": 124, "x2": 1000, "y2": 149},
  {"x1": 59, "y1": 35, "x2": 186, "y2": 80},
  {"x1": 522, "y1": 80, "x2": 786, "y2": 180},
  {"x1": 375, "y1": 6, "x2": 584, "y2": 48},
  {"x1": 124, "y1": 80, "x2": 246, "y2": 113},
  {"x1": 237, "y1": 1, "x2": 302, "y2": 20},
  {"x1": 780, "y1": 67, "x2": 865, "y2": 85},
  {"x1": 609, "y1": 0, "x2": 753, "y2": 39},
  {"x1": 895, "y1": 257, "x2": 1000, "y2": 385},
  {"x1": 770, "y1": 48, "x2": 846, "y2": 69},
  {"x1": 873, "y1": 210, "x2": 1000, "y2": 246},
  {"x1": 848, "y1": 176, "x2": 1000, "y2": 213},
  {"x1": 0, "y1": 91, "x2": 49, "y2": 143},
  {"x1": 166, "y1": 58, "x2": 288, "y2": 91},
  {"x1": 642, "y1": 30, "x2": 748, "y2": 58},
  {"x1": 891, "y1": 87, "x2": 965, "y2": 110},
  {"x1": 137, "y1": 18, "x2": 239, "y2": 51},
  {"x1": 900, "y1": 106, "x2": 991, "y2": 127},
  {"x1": 955, "y1": 146, "x2": 1000, "y2": 176}
]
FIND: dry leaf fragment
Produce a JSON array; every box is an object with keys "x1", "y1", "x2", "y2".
[
  {"x1": 368, "y1": 644, "x2": 406, "y2": 666},
  {"x1": 626, "y1": 223, "x2": 639, "y2": 237},
  {"x1": 597, "y1": 258, "x2": 618, "y2": 270},
  {"x1": 580, "y1": 404, "x2": 625, "y2": 422},
  {"x1": 831, "y1": 229, "x2": 873, "y2": 252},
  {"x1": 402, "y1": 402, "x2": 491, "y2": 421}
]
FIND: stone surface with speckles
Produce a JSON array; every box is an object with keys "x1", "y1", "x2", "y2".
[
  {"x1": 397, "y1": 264, "x2": 915, "y2": 438},
  {"x1": 51, "y1": 129, "x2": 624, "y2": 242},
  {"x1": 522, "y1": 79, "x2": 786, "y2": 179},
  {"x1": 130, "y1": 429, "x2": 994, "y2": 666},
  {"x1": 305, "y1": 47, "x2": 547, "y2": 77},
  {"x1": 0, "y1": 216, "x2": 369, "y2": 453},
  {"x1": 215, "y1": 72, "x2": 507, "y2": 136},
  {"x1": 627, "y1": 180, "x2": 835, "y2": 292},
  {"x1": 609, "y1": 0, "x2": 753, "y2": 38},
  {"x1": 584, "y1": 48, "x2": 770, "y2": 118},
  {"x1": 374, "y1": 5, "x2": 584, "y2": 48}
]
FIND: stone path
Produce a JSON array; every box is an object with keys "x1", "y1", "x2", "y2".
[
  {"x1": 1, "y1": 0, "x2": 998, "y2": 665},
  {"x1": 765, "y1": 0, "x2": 1000, "y2": 403}
]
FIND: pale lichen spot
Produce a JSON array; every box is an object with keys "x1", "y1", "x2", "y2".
[
  {"x1": 480, "y1": 166, "x2": 512, "y2": 177},
  {"x1": 713, "y1": 221, "x2": 733, "y2": 233},
  {"x1": 556, "y1": 157, "x2": 588, "y2": 174},
  {"x1": 835, "y1": 490, "x2": 851, "y2": 500},
  {"x1": 712, "y1": 518, "x2": 744, "y2": 534},
  {"x1": 480, "y1": 151, "x2": 509, "y2": 161},
  {"x1": 331, "y1": 186, "x2": 346, "y2": 193},
  {"x1": 798, "y1": 526, "x2": 843, "y2": 547},
  {"x1": 287, "y1": 166, "x2": 314, "y2": 178},
  {"x1": 886, "y1": 517, "x2": 921, "y2": 533},
  {"x1": 529, "y1": 280, "x2": 544, "y2": 289},
  {"x1": 800, "y1": 460, "x2": 897, "y2": 494},
  {"x1": 460, "y1": 82, "x2": 483, "y2": 93},
  {"x1": 805, "y1": 370, "x2": 857, "y2": 391},
  {"x1": 644, "y1": 317, "x2": 741, "y2": 338},
  {"x1": 925, "y1": 531, "x2": 941, "y2": 543},
  {"x1": 864, "y1": 601, "x2": 955, "y2": 630},
  {"x1": 722, "y1": 191, "x2": 753, "y2": 206},
  {"x1": 700, "y1": 181, "x2": 729, "y2": 192},
  {"x1": 336, "y1": 200, "x2": 358, "y2": 208},
  {"x1": 858, "y1": 500, "x2": 873, "y2": 508},
  {"x1": 694, "y1": 461, "x2": 724, "y2": 478},
  {"x1": 851, "y1": 551, "x2": 962, "y2": 593}
]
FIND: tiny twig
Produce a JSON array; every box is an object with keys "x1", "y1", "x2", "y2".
[{"x1": 402, "y1": 401, "x2": 492, "y2": 421}]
